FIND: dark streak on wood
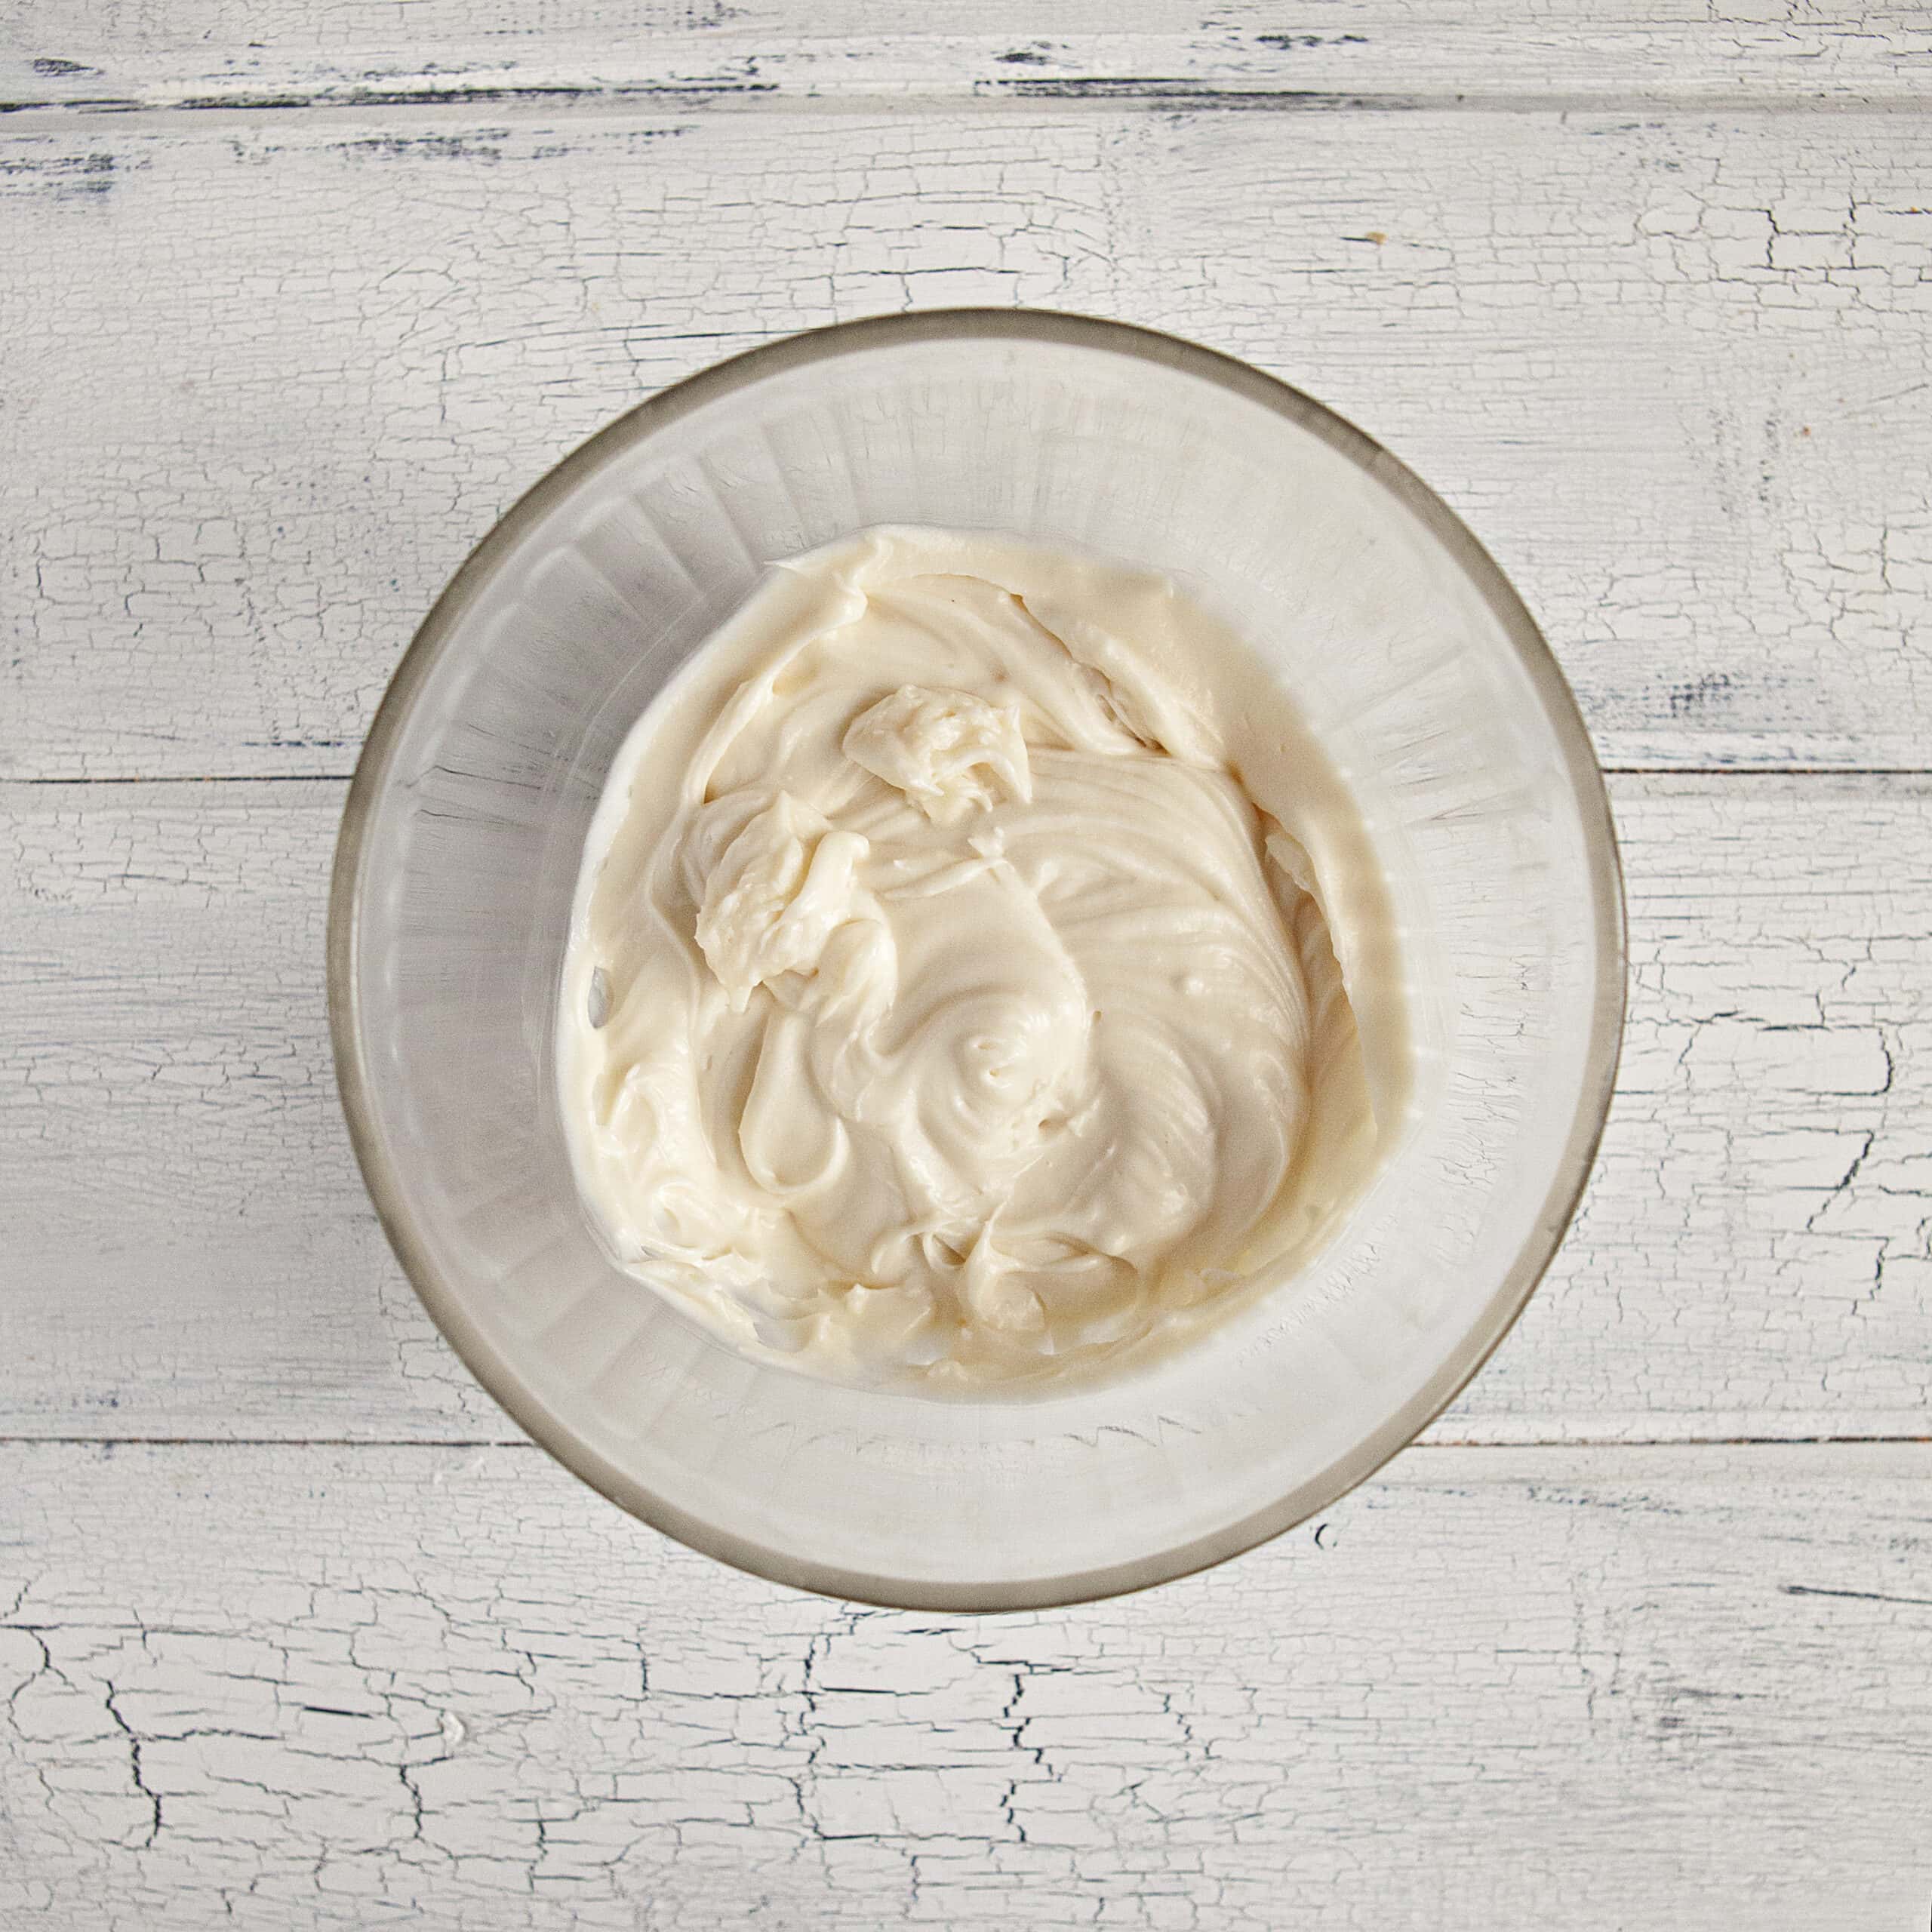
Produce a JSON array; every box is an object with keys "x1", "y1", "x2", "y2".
[
  {"x1": 0, "y1": 80, "x2": 780, "y2": 118},
  {"x1": 1782, "y1": 1583, "x2": 1932, "y2": 1608},
  {"x1": 1255, "y1": 34, "x2": 1372, "y2": 51},
  {"x1": 981, "y1": 78, "x2": 1425, "y2": 112},
  {"x1": 0, "y1": 97, "x2": 143, "y2": 115},
  {"x1": 0, "y1": 149, "x2": 118, "y2": 195}
]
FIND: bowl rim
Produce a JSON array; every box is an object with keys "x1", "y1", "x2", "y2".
[{"x1": 328, "y1": 306, "x2": 1628, "y2": 1612}]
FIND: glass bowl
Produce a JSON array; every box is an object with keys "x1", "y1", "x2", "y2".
[{"x1": 328, "y1": 311, "x2": 1625, "y2": 1611}]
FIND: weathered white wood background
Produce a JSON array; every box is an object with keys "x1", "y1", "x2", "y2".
[{"x1": 2, "y1": 4, "x2": 1929, "y2": 1926}]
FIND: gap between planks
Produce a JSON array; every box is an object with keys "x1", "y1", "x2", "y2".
[
  {"x1": 4, "y1": 1435, "x2": 1926, "y2": 1450},
  {"x1": 8, "y1": 85, "x2": 1932, "y2": 131},
  {"x1": 14, "y1": 766, "x2": 1932, "y2": 787}
]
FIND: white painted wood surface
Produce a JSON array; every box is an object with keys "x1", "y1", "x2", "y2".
[
  {"x1": 3, "y1": 8, "x2": 1930, "y2": 1924},
  {"x1": 4, "y1": 1442, "x2": 1930, "y2": 1929},
  {"x1": 6, "y1": 1, "x2": 1930, "y2": 108},
  {"x1": 2, "y1": 104, "x2": 1930, "y2": 776}
]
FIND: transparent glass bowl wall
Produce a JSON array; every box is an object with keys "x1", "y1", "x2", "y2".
[{"x1": 331, "y1": 313, "x2": 1624, "y2": 1610}]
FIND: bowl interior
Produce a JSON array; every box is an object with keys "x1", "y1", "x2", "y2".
[{"x1": 332, "y1": 313, "x2": 1623, "y2": 1609}]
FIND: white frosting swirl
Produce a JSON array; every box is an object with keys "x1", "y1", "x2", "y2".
[{"x1": 560, "y1": 528, "x2": 1400, "y2": 1387}]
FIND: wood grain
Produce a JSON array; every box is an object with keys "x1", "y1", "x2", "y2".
[
  {"x1": 2, "y1": 1438, "x2": 1928, "y2": 1927},
  {"x1": 2, "y1": 104, "x2": 1928, "y2": 780},
  {"x1": 5, "y1": 773, "x2": 1927, "y2": 1444},
  {"x1": 6, "y1": 0, "x2": 1930, "y2": 110},
  {"x1": 1, "y1": 5, "x2": 1927, "y2": 1918}
]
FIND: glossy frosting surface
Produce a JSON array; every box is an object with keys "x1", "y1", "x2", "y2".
[{"x1": 559, "y1": 528, "x2": 1404, "y2": 1387}]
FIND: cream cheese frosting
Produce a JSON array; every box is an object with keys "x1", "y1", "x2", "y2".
[{"x1": 558, "y1": 528, "x2": 1405, "y2": 1388}]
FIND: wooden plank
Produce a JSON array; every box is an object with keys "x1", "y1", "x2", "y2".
[
  {"x1": 1, "y1": 1438, "x2": 1927, "y2": 1926},
  {"x1": 0, "y1": 106, "x2": 1928, "y2": 780},
  {"x1": 0, "y1": 780, "x2": 499, "y2": 1439},
  {"x1": 3, "y1": 773, "x2": 1927, "y2": 1444},
  {"x1": 5, "y1": 0, "x2": 1929, "y2": 110},
  {"x1": 1467, "y1": 773, "x2": 1932, "y2": 1441}
]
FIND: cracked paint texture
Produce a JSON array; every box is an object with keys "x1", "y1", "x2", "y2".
[
  {"x1": 0, "y1": 106, "x2": 1927, "y2": 777},
  {"x1": 2, "y1": 1442, "x2": 1930, "y2": 1928},
  {"x1": 4, "y1": 2, "x2": 1930, "y2": 110},
  {"x1": 3, "y1": 13, "x2": 1931, "y2": 1928}
]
